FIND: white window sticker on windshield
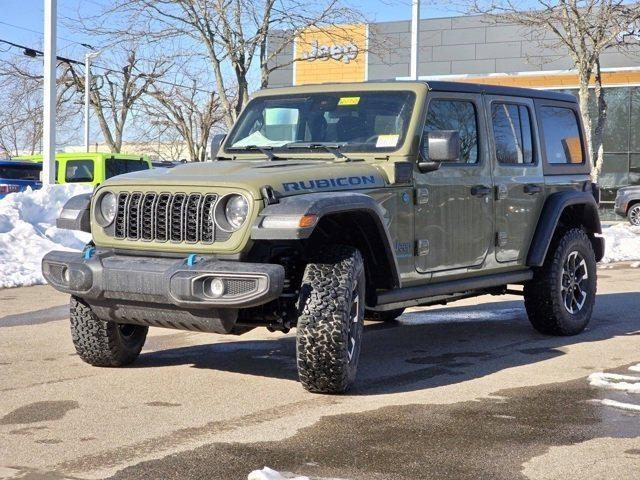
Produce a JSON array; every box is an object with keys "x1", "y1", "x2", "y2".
[{"x1": 376, "y1": 134, "x2": 400, "y2": 148}]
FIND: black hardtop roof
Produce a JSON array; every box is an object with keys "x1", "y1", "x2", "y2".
[{"x1": 423, "y1": 80, "x2": 576, "y2": 103}]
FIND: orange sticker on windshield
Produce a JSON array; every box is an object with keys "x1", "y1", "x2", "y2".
[{"x1": 338, "y1": 96, "x2": 360, "y2": 106}]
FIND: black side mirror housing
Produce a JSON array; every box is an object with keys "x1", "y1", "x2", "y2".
[
  {"x1": 417, "y1": 130, "x2": 461, "y2": 173},
  {"x1": 210, "y1": 133, "x2": 226, "y2": 160}
]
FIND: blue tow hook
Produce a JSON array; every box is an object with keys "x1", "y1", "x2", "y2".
[
  {"x1": 186, "y1": 254, "x2": 198, "y2": 266},
  {"x1": 84, "y1": 247, "x2": 95, "y2": 260}
]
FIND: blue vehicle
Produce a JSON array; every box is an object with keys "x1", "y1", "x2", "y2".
[{"x1": 0, "y1": 160, "x2": 42, "y2": 199}]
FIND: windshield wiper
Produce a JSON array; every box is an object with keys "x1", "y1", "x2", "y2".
[
  {"x1": 284, "y1": 142, "x2": 350, "y2": 160},
  {"x1": 228, "y1": 145, "x2": 283, "y2": 160}
]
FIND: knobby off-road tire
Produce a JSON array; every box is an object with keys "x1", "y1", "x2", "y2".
[
  {"x1": 365, "y1": 308, "x2": 405, "y2": 322},
  {"x1": 70, "y1": 296, "x2": 148, "y2": 367},
  {"x1": 296, "y1": 245, "x2": 365, "y2": 394},
  {"x1": 628, "y1": 204, "x2": 640, "y2": 226},
  {"x1": 524, "y1": 228, "x2": 597, "y2": 336}
]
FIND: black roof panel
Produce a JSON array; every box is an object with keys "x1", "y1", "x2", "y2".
[{"x1": 424, "y1": 80, "x2": 576, "y2": 103}]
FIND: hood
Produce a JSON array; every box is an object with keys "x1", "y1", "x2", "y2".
[{"x1": 100, "y1": 159, "x2": 389, "y2": 198}]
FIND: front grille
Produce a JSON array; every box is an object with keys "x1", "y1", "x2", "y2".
[{"x1": 114, "y1": 192, "x2": 222, "y2": 243}]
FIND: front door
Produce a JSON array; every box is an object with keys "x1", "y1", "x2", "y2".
[
  {"x1": 485, "y1": 96, "x2": 545, "y2": 263},
  {"x1": 414, "y1": 92, "x2": 494, "y2": 275}
]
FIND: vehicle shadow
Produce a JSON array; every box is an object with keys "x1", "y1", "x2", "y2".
[{"x1": 135, "y1": 292, "x2": 640, "y2": 395}]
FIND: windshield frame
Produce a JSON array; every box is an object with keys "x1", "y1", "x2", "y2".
[{"x1": 223, "y1": 89, "x2": 418, "y2": 157}]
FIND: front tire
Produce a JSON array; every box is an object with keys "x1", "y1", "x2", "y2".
[
  {"x1": 296, "y1": 245, "x2": 365, "y2": 394},
  {"x1": 524, "y1": 228, "x2": 597, "y2": 336},
  {"x1": 628, "y1": 204, "x2": 640, "y2": 226},
  {"x1": 70, "y1": 297, "x2": 148, "y2": 367}
]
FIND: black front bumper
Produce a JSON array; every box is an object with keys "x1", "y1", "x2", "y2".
[{"x1": 42, "y1": 250, "x2": 285, "y2": 333}]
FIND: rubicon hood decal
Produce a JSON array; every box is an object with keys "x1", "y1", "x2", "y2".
[{"x1": 283, "y1": 175, "x2": 382, "y2": 192}]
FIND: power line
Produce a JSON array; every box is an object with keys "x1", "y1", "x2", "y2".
[
  {"x1": 0, "y1": 20, "x2": 95, "y2": 50},
  {"x1": 0, "y1": 38, "x2": 214, "y2": 94}
]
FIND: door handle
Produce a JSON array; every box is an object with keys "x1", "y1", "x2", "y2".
[
  {"x1": 524, "y1": 184, "x2": 542, "y2": 195},
  {"x1": 471, "y1": 185, "x2": 491, "y2": 197}
]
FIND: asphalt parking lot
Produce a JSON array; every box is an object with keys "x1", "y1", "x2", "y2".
[{"x1": 1, "y1": 264, "x2": 639, "y2": 480}]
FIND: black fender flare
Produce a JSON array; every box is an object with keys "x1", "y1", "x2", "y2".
[
  {"x1": 251, "y1": 192, "x2": 400, "y2": 287},
  {"x1": 57, "y1": 193, "x2": 92, "y2": 233},
  {"x1": 527, "y1": 190, "x2": 604, "y2": 266}
]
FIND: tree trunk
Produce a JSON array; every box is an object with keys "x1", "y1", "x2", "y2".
[{"x1": 590, "y1": 59, "x2": 607, "y2": 183}]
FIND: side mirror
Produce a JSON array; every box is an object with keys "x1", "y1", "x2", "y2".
[
  {"x1": 210, "y1": 133, "x2": 226, "y2": 160},
  {"x1": 418, "y1": 130, "x2": 461, "y2": 172}
]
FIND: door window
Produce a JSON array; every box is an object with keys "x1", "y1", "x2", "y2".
[
  {"x1": 65, "y1": 160, "x2": 94, "y2": 183},
  {"x1": 423, "y1": 99, "x2": 479, "y2": 164},
  {"x1": 539, "y1": 106, "x2": 584, "y2": 164},
  {"x1": 491, "y1": 103, "x2": 533, "y2": 164}
]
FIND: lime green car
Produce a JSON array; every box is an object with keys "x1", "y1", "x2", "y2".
[{"x1": 15, "y1": 153, "x2": 151, "y2": 186}]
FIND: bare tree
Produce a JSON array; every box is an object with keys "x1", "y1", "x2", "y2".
[
  {"x1": 61, "y1": 48, "x2": 167, "y2": 153},
  {"x1": 0, "y1": 57, "x2": 80, "y2": 156},
  {"x1": 143, "y1": 72, "x2": 226, "y2": 161},
  {"x1": 79, "y1": 0, "x2": 364, "y2": 128},
  {"x1": 467, "y1": 0, "x2": 640, "y2": 181}
]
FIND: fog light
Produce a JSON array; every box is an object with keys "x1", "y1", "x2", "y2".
[
  {"x1": 207, "y1": 278, "x2": 226, "y2": 298},
  {"x1": 62, "y1": 267, "x2": 70, "y2": 283}
]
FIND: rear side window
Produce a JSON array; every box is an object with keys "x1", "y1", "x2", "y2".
[
  {"x1": 491, "y1": 103, "x2": 534, "y2": 164},
  {"x1": 0, "y1": 165, "x2": 41, "y2": 180},
  {"x1": 424, "y1": 99, "x2": 479, "y2": 164},
  {"x1": 539, "y1": 106, "x2": 584, "y2": 164},
  {"x1": 106, "y1": 159, "x2": 149, "y2": 179},
  {"x1": 65, "y1": 160, "x2": 94, "y2": 183}
]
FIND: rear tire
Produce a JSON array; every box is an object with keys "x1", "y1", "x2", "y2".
[
  {"x1": 365, "y1": 308, "x2": 405, "y2": 322},
  {"x1": 70, "y1": 296, "x2": 148, "y2": 367},
  {"x1": 524, "y1": 228, "x2": 597, "y2": 336},
  {"x1": 628, "y1": 204, "x2": 640, "y2": 226},
  {"x1": 296, "y1": 245, "x2": 365, "y2": 394}
]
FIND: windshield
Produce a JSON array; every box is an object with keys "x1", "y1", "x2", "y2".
[
  {"x1": 225, "y1": 91, "x2": 415, "y2": 154},
  {"x1": 0, "y1": 164, "x2": 41, "y2": 181}
]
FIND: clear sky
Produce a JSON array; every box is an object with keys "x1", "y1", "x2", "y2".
[{"x1": 0, "y1": 0, "x2": 463, "y2": 57}]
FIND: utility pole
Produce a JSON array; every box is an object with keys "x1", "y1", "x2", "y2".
[
  {"x1": 410, "y1": 0, "x2": 420, "y2": 80},
  {"x1": 42, "y1": 0, "x2": 57, "y2": 184},
  {"x1": 84, "y1": 50, "x2": 101, "y2": 152}
]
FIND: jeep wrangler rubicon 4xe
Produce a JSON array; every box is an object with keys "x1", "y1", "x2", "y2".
[{"x1": 44, "y1": 81, "x2": 604, "y2": 394}]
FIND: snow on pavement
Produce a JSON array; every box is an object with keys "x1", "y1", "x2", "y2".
[
  {"x1": 600, "y1": 223, "x2": 640, "y2": 265},
  {"x1": 0, "y1": 185, "x2": 92, "y2": 289},
  {"x1": 247, "y1": 467, "x2": 348, "y2": 480},
  {"x1": 588, "y1": 364, "x2": 640, "y2": 413}
]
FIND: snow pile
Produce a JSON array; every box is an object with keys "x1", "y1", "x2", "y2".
[
  {"x1": 0, "y1": 185, "x2": 92, "y2": 289},
  {"x1": 600, "y1": 223, "x2": 640, "y2": 264},
  {"x1": 248, "y1": 467, "x2": 310, "y2": 480}
]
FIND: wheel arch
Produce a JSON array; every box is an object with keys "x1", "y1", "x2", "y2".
[
  {"x1": 251, "y1": 192, "x2": 401, "y2": 293},
  {"x1": 527, "y1": 190, "x2": 604, "y2": 266}
]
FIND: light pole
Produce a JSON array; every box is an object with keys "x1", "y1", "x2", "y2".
[
  {"x1": 410, "y1": 0, "x2": 420, "y2": 80},
  {"x1": 42, "y1": 0, "x2": 57, "y2": 184},
  {"x1": 84, "y1": 50, "x2": 101, "y2": 153}
]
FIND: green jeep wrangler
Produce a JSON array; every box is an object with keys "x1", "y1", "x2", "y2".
[{"x1": 43, "y1": 81, "x2": 604, "y2": 393}]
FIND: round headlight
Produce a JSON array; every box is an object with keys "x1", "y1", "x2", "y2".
[
  {"x1": 214, "y1": 194, "x2": 249, "y2": 232},
  {"x1": 224, "y1": 194, "x2": 248, "y2": 230},
  {"x1": 98, "y1": 192, "x2": 117, "y2": 227}
]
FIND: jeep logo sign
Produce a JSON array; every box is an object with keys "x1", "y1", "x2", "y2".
[{"x1": 301, "y1": 40, "x2": 359, "y2": 64}]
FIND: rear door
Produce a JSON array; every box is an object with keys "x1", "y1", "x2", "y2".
[
  {"x1": 414, "y1": 92, "x2": 494, "y2": 275},
  {"x1": 486, "y1": 96, "x2": 545, "y2": 263}
]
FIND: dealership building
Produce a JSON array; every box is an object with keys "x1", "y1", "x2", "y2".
[{"x1": 267, "y1": 15, "x2": 640, "y2": 215}]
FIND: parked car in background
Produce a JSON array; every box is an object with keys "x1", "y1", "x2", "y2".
[
  {"x1": 614, "y1": 186, "x2": 640, "y2": 225},
  {"x1": 15, "y1": 153, "x2": 152, "y2": 186},
  {"x1": 0, "y1": 160, "x2": 43, "y2": 198}
]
